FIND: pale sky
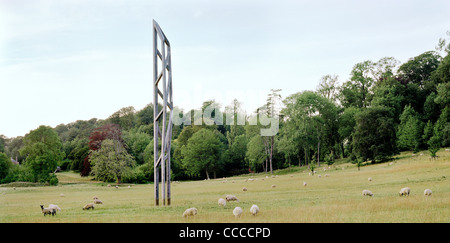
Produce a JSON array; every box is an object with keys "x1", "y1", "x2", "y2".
[{"x1": 1, "y1": 0, "x2": 449, "y2": 138}]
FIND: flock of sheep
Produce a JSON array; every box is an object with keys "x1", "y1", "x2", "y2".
[
  {"x1": 36, "y1": 156, "x2": 439, "y2": 219},
  {"x1": 181, "y1": 166, "x2": 436, "y2": 220},
  {"x1": 39, "y1": 195, "x2": 103, "y2": 216},
  {"x1": 182, "y1": 195, "x2": 259, "y2": 219},
  {"x1": 362, "y1": 185, "x2": 433, "y2": 197}
]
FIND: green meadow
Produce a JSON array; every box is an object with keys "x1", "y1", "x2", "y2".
[{"x1": 1, "y1": 150, "x2": 449, "y2": 223}]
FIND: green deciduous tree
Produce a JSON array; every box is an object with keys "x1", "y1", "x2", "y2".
[
  {"x1": 20, "y1": 126, "x2": 64, "y2": 183},
  {"x1": 352, "y1": 106, "x2": 397, "y2": 163},
  {"x1": 89, "y1": 139, "x2": 135, "y2": 184},
  {"x1": 180, "y1": 128, "x2": 224, "y2": 180}
]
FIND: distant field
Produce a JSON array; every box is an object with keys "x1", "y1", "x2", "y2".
[{"x1": 1, "y1": 150, "x2": 449, "y2": 223}]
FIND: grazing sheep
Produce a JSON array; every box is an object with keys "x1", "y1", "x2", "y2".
[
  {"x1": 271, "y1": 184, "x2": 276, "y2": 188},
  {"x1": 40, "y1": 205, "x2": 56, "y2": 216},
  {"x1": 115, "y1": 185, "x2": 119, "y2": 189},
  {"x1": 94, "y1": 199, "x2": 103, "y2": 204},
  {"x1": 225, "y1": 195, "x2": 240, "y2": 202},
  {"x1": 303, "y1": 181, "x2": 307, "y2": 187},
  {"x1": 218, "y1": 198, "x2": 226, "y2": 207},
  {"x1": 250, "y1": 204, "x2": 259, "y2": 216},
  {"x1": 424, "y1": 189, "x2": 432, "y2": 196},
  {"x1": 362, "y1": 190, "x2": 373, "y2": 197},
  {"x1": 48, "y1": 204, "x2": 61, "y2": 212},
  {"x1": 242, "y1": 187, "x2": 247, "y2": 191},
  {"x1": 368, "y1": 177, "x2": 372, "y2": 182},
  {"x1": 183, "y1": 207, "x2": 198, "y2": 217},
  {"x1": 59, "y1": 194, "x2": 65, "y2": 197},
  {"x1": 107, "y1": 184, "x2": 111, "y2": 187},
  {"x1": 93, "y1": 196, "x2": 99, "y2": 200},
  {"x1": 233, "y1": 207, "x2": 243, "y2": 218},
  {"x1": 83, "y1": 203, "x2": 95, "y2": 210},
  {"x1": 399, "y1": 187, "x2": 410, "y2": 196}
]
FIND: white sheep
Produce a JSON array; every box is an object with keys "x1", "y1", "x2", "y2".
[
  {"x1": 218, "y1": 198, "x2": 226, "y2": 207},
  {"x1": 94, "y1": 198, "x2": 103, "y2": 204},
  {"x1": 225, "y1": 195, "x2": 240, "y2": 202},
  {"x1": 48, "y1": 204, "x2": 61, "y2": 212},
  {"x1": 368, "y1": 177, "x2": 372, "y2": 182},
  {"x1": 183, "y1": 207, "x2": 198, "y2": 217},
  {"x1": 233, "y1": 207, "x2": 243, "y2": 218},
  {"x1": 271, "y1": 184, "x2": 276, "y2": 188},
  {"x1": 424, "y1": 189, "x2": 432, "y2": 196},
  {"x1": 250, "y1": 204, "x2": 259, "y2": 216},
  {"x1": 303, "y1": 181, "x2": 307, "y2": 187},
  {"x1": 399, "y1": 187, "x2": 410, "y2": 196},
  {"x1": 362, "y1": 189, "x2": 373, "y2": 196},
  {"x1": 242, "y1": 187, "x2": 248, "y2": 191},
  {"x1": 83, "y1": 203, "x2": 95, "y2": 210}
]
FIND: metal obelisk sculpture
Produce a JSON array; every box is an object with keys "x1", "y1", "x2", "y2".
[{"x1": 153, "y1": 20, "x2": 173, "y2": 206}]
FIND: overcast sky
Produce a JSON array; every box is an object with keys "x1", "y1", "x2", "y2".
[{"x1": 1, "y1": 0, "x2": 449, "y2": 138}]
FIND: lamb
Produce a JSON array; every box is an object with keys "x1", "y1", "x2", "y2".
[
  {"x1": 182, "y1": 207, "x2": 198, "y2": 217},
  {"x1": 225, "y1": 195, "x2": 240, "y2": 202},
  {"x1": 362, "y1": 189, "x2": 373, "y2": 196},
  {"x1": 83, "y1": 203, "x2": 95, "y2": 210},
  {"x1": 48, "y1": 204, "x2": 61, "y2": 212},
  {"x1": 399, "y1": 187, "x2": 410, "y2": 196},
  {"x1": 233, "y1": 207, "x2": 243, "y2": 218},
  {"x1": 40, "y1": 205, "x2": 56, "y2": 216},
  {"x1": 250, "y1": 204, "x2": 259, "y2": 216},
  {"x1": 303, "y1": 181, "x2": 307, "y2": 187},
  {"x1": 218, "y1": 198, "x2": 226, "y2": 207},
  {"x1": 424, "y1": 189, "x2": 432, "y2": 196},
  {"x1": 94, "y1": 198, "x2": 103, "y2": 204}
]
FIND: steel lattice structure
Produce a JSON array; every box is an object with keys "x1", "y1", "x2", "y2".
[{"x1": 153, "y1": 20, "x2": 173, "y2": 206}]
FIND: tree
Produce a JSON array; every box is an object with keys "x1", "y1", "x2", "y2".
[
  {"x1": 0, "y1": 152, "x2": 12, "y2": 181},
  {"x1": 261, "y1": 89, "x2": 282, "y2": 174},
  {"x1": 397, "y1": 51, "x2": 441, "y2": 89},
  {"x1": 397, "y1": 105, "x2": 423, "y2": 152},
  {"x1": 108, "y1": 106, "x2": 137, "y2": 130},
  {"x1": 82, "y1": 123, "x2": 124, "y2": 176},
  {"x1": 282, "y1": 90, "x2": 338, "y2": 167},
  {"x1": 123, "y1": 130, "x2": 151, "y2": 165},
  {"x1": 340, "y1": 60, "x2": 376, "y2": 108},
  {"x1": 89, "y1": 139, "x2": 135, "y2": 184},
  {"x1": 338, "y1": 107, "x2": 361, "y2": 157},
  {"x1": 246, "y1": 135, "x2": 266, "y2": 172},
  {"x1": 181, "y1": 128, "x2": 224, "y2": 180},
  {"x1": 19, "y1": 125, "x2": 64, "y2": 183},
  {"x1": 352, "y1": 106, "x2": 397, "y2": 163},
  {"x1": 316, "y1": 74, "x2": 339, "y2": 103}
]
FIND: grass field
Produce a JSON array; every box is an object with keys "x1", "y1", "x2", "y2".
[{"x1": 1, "y1": 150, "x2": 449, "y2": 223}]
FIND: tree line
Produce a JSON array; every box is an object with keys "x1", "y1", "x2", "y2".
[{"x1": 1, "y1": 33, "x2": 449, "y2": 185}]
